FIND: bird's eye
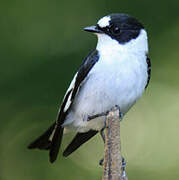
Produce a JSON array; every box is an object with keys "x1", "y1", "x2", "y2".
[{"x1": 111, "y1": 26, "x2": 121, "y2": 35}]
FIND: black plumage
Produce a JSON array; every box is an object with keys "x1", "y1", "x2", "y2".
[{"x1": 28, "y1": 50, "x2": 99, "y2": 163}]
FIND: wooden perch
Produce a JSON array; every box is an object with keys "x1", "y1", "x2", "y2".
[{"x1": 102, "y1": 106, "x2": 128, "y2": 180}]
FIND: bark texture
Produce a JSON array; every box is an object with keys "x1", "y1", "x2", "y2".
[{"x1": 102, "y1": 106, "x2": 128, "y2": 180}]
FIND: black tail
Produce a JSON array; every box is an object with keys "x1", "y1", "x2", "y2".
[
  {"x1": 28, "y1": 122, "x2": 64, "y2": 163},
  {"x1": 63, "y1": 130, "x2": 98, "y2": 157},
  {"x1": 49, "y1": 125, "x2": 64, "y2": 163},
  {"x1": 28, "y1": 123, "x2": 56, "y2": 150},
  {"x1": 28, "y1": 124, "x2": 98, "y2": 162}
]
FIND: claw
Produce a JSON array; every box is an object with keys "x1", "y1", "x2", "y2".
[
  {"x1": 119, "y1": 112, "x2": 124, "y2": 120},
  {"x1": 121, "y1": 157, "x2": 127, "y2": 177},
  {"x1": 99, "y1": 158, "x2": 104, "y2": 166},
  {"x1": 114, "y1": 105, "x2": 123, "y2": 120}
]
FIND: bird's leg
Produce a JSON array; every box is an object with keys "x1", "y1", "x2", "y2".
[
  {"x1": 87, "y1": 111, "x2": 109, "y2": 121},
  {"x1": 86, "y1": 105, "x2": 124, "y2": 167},
  {"x1": 100, "y1": 128, "x2": 105, "y2": 143},
  {"x1": 114, "y1": 105, "x2": 124, "y2": 121},
  {"x1": 99, "y1": 128, "x2": 105, "y2": 166},
  {"x1": 87, "y1": 105, "x2": 123, "y2": 122}
]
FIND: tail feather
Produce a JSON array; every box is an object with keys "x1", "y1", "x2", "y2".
[
  {"x1": 63, "y1": 130, "x2": 98, "y2": 157},
  {"x1": 28, "y1": 123, "x2": 98, "y2": 163},
  {"x1": 49, "y1": 125, "x2": 64, "y2": 163},
  {"x1": 28, "y1": 123, "x2": 56, "y2": 150},
  {"x1": 28, "y1": 122, "x2": 64, "y2": 163}
]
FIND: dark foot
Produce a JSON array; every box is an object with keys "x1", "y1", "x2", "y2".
[
  {"x1": 114, "y1": 105, "x2": 124, "y2": 120},
  {"x1": 121, "y1": 157, "x2": 127, "y2": 177},
  {"x1": 99, "y1": 157, "x2": 126, "y2": 169},
  {"x1": 99, "y1": 157, "x2": 104, "y2": 166}
]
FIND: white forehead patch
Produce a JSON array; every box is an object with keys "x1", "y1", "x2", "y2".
[{"x1": 97, "y1": 16, "x2": 111, "y2": 28}]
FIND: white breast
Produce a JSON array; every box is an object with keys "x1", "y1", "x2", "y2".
[{"x1": 64, "y1": 29, "x2": 149, "y2": 132}]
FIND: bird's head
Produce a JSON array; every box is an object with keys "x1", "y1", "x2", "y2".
[{"x1": 84, "y1": 13, "x2": 148, "y2": 53}]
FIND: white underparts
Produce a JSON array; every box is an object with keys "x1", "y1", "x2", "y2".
[{"x1": 63, "y1": 29, "x2": 149, "y2": 132}]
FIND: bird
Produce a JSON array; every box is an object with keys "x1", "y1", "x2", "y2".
[{"x1": 28, "y1": 13, "x2": 151, "y2": 163}]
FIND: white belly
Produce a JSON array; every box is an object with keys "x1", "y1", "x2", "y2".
[{"x1": 64, "y1": 53, "x2": 148, "y2": 132}]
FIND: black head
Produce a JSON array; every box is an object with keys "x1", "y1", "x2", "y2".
[{"x1": 84, "y1": 13, "x2": 144, "y2": 44}]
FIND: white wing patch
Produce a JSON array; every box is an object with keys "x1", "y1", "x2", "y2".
[
  {"x1": 63, "y1": 73, "x2": 77, "y2": 112},
  {"x1": 97, "y1": 16, "x2": 111, "y2": 28}
]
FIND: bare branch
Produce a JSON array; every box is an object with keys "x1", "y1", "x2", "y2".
[{"x1": 102, "y1": 106, "x2": 128, "y2": 180}]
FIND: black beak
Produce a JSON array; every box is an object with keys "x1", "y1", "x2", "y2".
[{"x1": 84, "y1": 25, "x2": 103, "y2": 33}]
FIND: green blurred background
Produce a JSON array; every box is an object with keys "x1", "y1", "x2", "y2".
[{"x1": 1, "y1": 0, "x2": 179, "y2": 179}]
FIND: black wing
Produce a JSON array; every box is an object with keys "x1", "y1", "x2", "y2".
[
  {"x1": 145, "y1": 55, "x2": 151, "y2": 88},
  {"x1": 49, "y1": 49, "x2": 99, "y2": 162}
]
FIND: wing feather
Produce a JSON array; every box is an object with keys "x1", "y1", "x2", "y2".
[{"x1": 49, "y1": 49, "x2": 99, "y2": 162}]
